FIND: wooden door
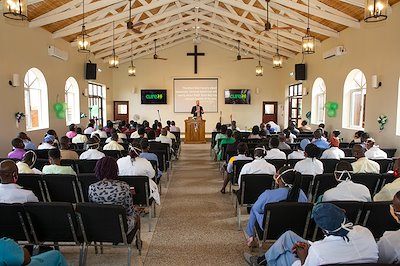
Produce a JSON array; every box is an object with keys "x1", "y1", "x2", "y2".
[
  {"x1": 262, "y1": 101, "x2": 278, "y2": 123},
  {"x1": 113, "y1": 101, "x2": 129, "y2": 122}
]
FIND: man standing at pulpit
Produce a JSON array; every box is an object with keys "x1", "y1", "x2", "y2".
[{"x1": 191, "y1": 100, "x2": 204, "y2": 117}]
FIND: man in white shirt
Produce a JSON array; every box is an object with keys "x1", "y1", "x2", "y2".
[
  {"x1": 322, "y1": 161, "x2": 371, "y2": 202},
  {"x1": 103, "y1": 133, "x2": 125, "y2": 151},
  {"x1": 155, "y1": 128, "x2": 173, "y2": 151},
  {"x1": 71, "y1": 127, "x2": 88, "y2": 144},
  {"x1": 0, "y1": 160, "x2": 39, "y2": 203},
  {"x1": 288, "y1": 139, "x2": 309, "y2": 160},
  {"x1": 169, "y1": 121, "x2": 180, "y2": 132},
  {"x1": 373, "y1": 175, "x2": 400, "y2": 201},
  {"x1": 365, "y1": 138, "x2": 388, "y2": 159},
  {"x1": 377, "y1": 191, "x2": 400, "y2": 264},
  {"x1": 117, "y1": 143, "x2": 160, "y2": 204},
  {"x1": 37, "y1": 135, "x2": 57, "y2": 150},
  {"x1": 351, "y1": 144, "x2": 380, "y2": 174},
  {"x1": 79, "y1": 138, "x2": 105, "y2": 160},
  {"x1": 294, "y1": 143, "x2": 324, "y2": 176},
  {"x1": 238, "y1": 146, "x2": 276, "y2": 188},
  {"x1": 90, "y1": 127, "x2": 108, "y2": 139},
  {"x1": 320, "y1": 140, "x2": 345, "y2": 160},
  {"x1": 244, "y1": 203, "x2": 378, "y2": 266},
  {"x1": 265, "y1": 137, "x2": 286, "y2": 160}
]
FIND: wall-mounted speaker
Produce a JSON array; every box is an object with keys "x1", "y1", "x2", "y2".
[
  {"x1": 295, "y1": 64, "x2": 306, "y2": 81},
  {"x1": 85, "y1": 63, "x2": 97, "y2": 80}
]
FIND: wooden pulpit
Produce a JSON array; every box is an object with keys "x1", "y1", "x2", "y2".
[{"x1": 184, "y1": 117, "x2": 206, "y2": 144}]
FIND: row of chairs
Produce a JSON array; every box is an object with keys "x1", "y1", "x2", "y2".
[
  {"x1": 0, "y1": 202, "x2": 141, "y2": 266},
  {"x1": 252, "y1": 201, "x2": 399, "y2": 246},
  {"x1": 17, "y1": 174, "x2": 156, "y2": 231},
  {"x1": 235, "y1": 172, "x2": 395, "y2": 228}
]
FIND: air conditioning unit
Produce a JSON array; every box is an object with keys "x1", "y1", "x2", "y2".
[
  {"x1": 48, "y1": 45, "x2": 68, "y2": 61},
  {"x1": 322, "y1": 45, "x2": 346, "y2": 60}
]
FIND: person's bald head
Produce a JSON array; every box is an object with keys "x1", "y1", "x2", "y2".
[
  {"x1": 352, "y1": 144, "x2": 365, "y2": 159},
  {"x1": 0, "y1": 160, "x2": 18, "y2": 184}
]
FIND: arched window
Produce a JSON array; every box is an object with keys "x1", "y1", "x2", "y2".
[
  {"x1": 24, "y1": 68, "x2": 49, "y2": 131},
  {"x1": 311, "y1": 77, "x2": 326, "y2": 124},
  {"x1": 342, "y1": 69, "x2": 366, "y2": 129},
  {"x1": 65, "y1": 77, "x2": 80, "y2": 125}
]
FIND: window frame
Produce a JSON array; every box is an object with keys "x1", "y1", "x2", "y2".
[
  {"x1": 288, "y1": 83, "x2": 303, "y2": 127},
  {"x1": 24, "y1": 68, "x2": 49, "y2": 131},
  {"x1": 311, "y1": 77, "x2": 326, "y2": 125},
  {"x1": 65, "y1": 77, "x2": 80, "y2": 126},
  {"x1": 88, "y1": 82, "x2": 106, "y2": 127}
]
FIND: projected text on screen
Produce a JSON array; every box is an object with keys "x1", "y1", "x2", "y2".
[{"x1": 174, "y1": 78, "x2": 218, "y2": 113}]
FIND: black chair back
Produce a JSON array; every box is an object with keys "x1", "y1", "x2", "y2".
[
  {"x1": 151, "y1": 150, "x2": 168, "y2": 172},
  {"x1": 77, "y1": 173, "x2": 98, "y2": 202},
  {"x1": 171, "y1": 132, "x2": 181, "y2": 143},
  {"x1": 372, "y1": 158, "x2": 393, "y2": 173},
  {"x1": 296, "y1": 173, "x2": 315, "y2": 201},
  {"x1": 34, "y1": 149, "x2": 52, "y2": 159},
  {"x1": 382, "y1": 148, "x2": 396, "y2": 158},
  {"x1": 265, "y1": 159, "x2": 286, "y2": 171},
  {"x1": 42, "y1": 174, "x2": 81, "y2": 203},
  {"x1": 75, "y1": 159, "x2": 99, "y2": 174},
  {"x1": 341, "y1": 148, "x2": 353, "y2": 157},
  {"x1": 379, "y1": 173, "x2": 396, "y2": 190},
  {"x1": 352, "y1": 173, "x2": 381, "y2": 196},
  {"x1": 239, "y1": 174, "x2": 274, "y2": 205},
  {"x1": 61, "y1": 159, "x2": 77, "y2": 172},
  {"x1": 287, "y1": 158, "x2": 302, "y2": 168},
  {"x1": 232, "y1": 160, "x2": 253, "y2": 185},
  {"x1": 17, "y1": 174, "x2": 46, "y2": 202},
  {"x1": 320, "y1": 159, "x2": 340, "y2": 173},
  {"x1": 75, "y1": 203, "x2": 130, "y2": 243},
  {"x1": 33, "y1": 158, "x2": 50, "y2": 171},
  {"x1": 102, "y1": 150, "x2": 122, "y2": 159},
  {"x1": 24, "y1": 202, "x2": 81, "y2": 244},
  {"x1": 362, "y1": 201, "x2": 400, "y2": 238},
  {"x1": 226, "y1": 150, "x2": 238, "y2": 163},
  {"x1": 0, "y1": 203, "x2": 31, "y2": 242},
  {"x1": 312, "y1": 174, "x2": 337, "y2": 202},
  {"x1": 117, "y1": 176, "x2": 150, "y2": 206},
  {"x1": 257, "y1": 202, "x2": 312, "y2": 241}
]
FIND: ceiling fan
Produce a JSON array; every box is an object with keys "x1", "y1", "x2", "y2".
[
  {"x1": 126, "y1": 0, "x2": 144, "y2": 33},
  {"x1": 152, "y1": 39, "x2": 168, "y2": 60},
  {"x1": 235, "y1": 40, "x2": 253, "y2": 61},
  {"x1": 262, "y1": 0, "x2": 291, "y2": 32}
]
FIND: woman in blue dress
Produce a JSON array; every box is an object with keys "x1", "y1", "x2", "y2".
[{"x1": 246, "y1": 166, "x2": 308, "y2": 247}]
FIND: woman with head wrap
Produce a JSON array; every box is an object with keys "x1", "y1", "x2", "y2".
[
  {"x1": 245, "y1": 203, "x2": 378, "y2": 266},
  {"x1": 79, "y1": 138, "x2": 105, "y2": 160},
  {"x1": 245, "y1": 166, "x2": 307, "y2": 247},
  {"x1": 88, "y1": 156, "x2": 139, "y2": 233},
  {"x1": 117, "y1": 142, "x2": 160, "y2": 205},
  {"x1": 294, "y1": 143, "x2": 324, "y2": 176},
  {"x1": 16, "y1": 150, "x2": 42, "y2": 174}
]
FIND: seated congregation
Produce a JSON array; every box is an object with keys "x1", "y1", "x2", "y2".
[
  {"x1": 0, "y1": 118, "x2": 180, "y2": 264},
  {"x1": 212, "y1": 120, "x2": 400, "y2": 265}
]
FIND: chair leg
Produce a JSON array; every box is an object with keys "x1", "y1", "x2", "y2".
[
  {"x1": 149, "y1": 206, "x2": 152, "y2": 232},
  {"x1": 81, "y1": 244, "x2": 89, "y2": 266},
  {"x1": 127, "y1": 245, "x2": 132, "y2": 266},
  {"x1": 94, "y1": 242, "x2": 98, "y2": 254},
  {"x1": 236, "y1": 201, "x2": 241, "y2": 230},
  {"x1": 79, "y1": 243, "x2": 86, "y2": 266},
  {"x1": 153, "y1": 202, "x2": 156, "y2": 218}
]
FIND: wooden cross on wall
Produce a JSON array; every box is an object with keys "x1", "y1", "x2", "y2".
[{"x1": 187, "y1": 45, "x2": 205, "y2": 74}]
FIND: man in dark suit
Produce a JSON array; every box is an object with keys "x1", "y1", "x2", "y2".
[{"x1": 191, "y1": 100, "x2": 204, "y2": 117}]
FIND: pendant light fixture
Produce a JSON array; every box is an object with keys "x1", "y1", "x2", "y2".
[
  {"x1": 256, "y1": 43, "x2": 263, "y2": 76},
  {"x1": 108, "y1": 21, "x2": 119, "y2": 68},
  {"x1": 77, "y1": 0, "x2": 90, "y2": 53},
  {"x1": 272, "y1": 21, "x2": 283, "y2": 69},
  {"x1": 364, "y1": 0, "x2": 388, "y2": 22},
  {"x1": 128, "y1": 42, "x2": 136, "y2": 76},
  {"x1": 3, "y1": 0, "x2": 28, "y2": 20},
  {"x1": 302, "y1": 0, "x2": 315, "y2": 54}
]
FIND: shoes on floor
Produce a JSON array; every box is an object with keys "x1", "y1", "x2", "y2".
[
  {"x1": 243, "y1": 253, "x2": 263, "y2": 266},
  {"x1": 220, "y1": 189, "x2": 225, "y2": 194}
]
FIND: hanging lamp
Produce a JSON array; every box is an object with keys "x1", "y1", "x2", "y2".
[
  {"x1": 108, "y1": 21, "x2": 119, "y2": 68},
  {"x1": 256, "y1": 43, "x2": 263, "y2": 76},
  {"x1": 364, "y1": 0, "x2": 388, "y2": 22},
  {"x1": 302, "y1": 0, "x2": 315, "y2": 54},
  {"x1": 272, "y1": 22, "x2": 283, "y2": 69},
  {"x1": 128, "y1": 42, "x2": 136, "y2": 76},
  {"x1": 3, "y1": 0, "x2": 28, "y2": 20},
  {"x1": 77, "y1": 0, "x2": 90, "y2": 53}
]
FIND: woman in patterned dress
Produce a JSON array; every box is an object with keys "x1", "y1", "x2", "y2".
[{"x1": 88, "y1": 156, "x2": 139, "y2": 233}]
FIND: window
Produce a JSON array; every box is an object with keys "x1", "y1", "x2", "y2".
[
  {"x1": 65, "y1": 77, "x2": 80, "y2": 125},
  {"x1": 24, "y1": 68, "x2": 49, "y2": 131},
  {"x1": 288, "y1": 83, "x2": 303, "y2": 127},
  {"x1": 311, "y1": 78, "x2": 326, "y2": 124},
  {"x1": 396, "y1": 78, "x2": 400, "y2": 135},
  {"x1": 88, "y1": 83, "x2": 106, "y2": 126},
  {"x1": 342, "y1": 69, "x2": 366, "y2": 129}
]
